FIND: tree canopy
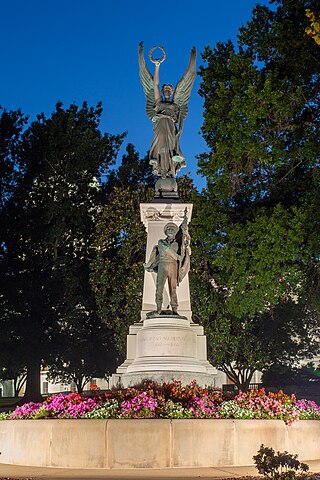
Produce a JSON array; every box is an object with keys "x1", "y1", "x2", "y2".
[
  {"x1": 192, "y1": 0, "x2": 320, "y2": 388},
  {"x1": 0, "y1": 102, "x2": 123, "y2": 401}
]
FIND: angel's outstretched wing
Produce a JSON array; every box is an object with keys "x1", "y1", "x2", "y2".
[
  {"x1": 173, "y1": 47, "x2": 196, "y2": 122},
  {"x1": 138, "y1": 42, "x2": 156, "y2": 121}
]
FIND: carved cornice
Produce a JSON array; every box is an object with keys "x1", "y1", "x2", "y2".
[{"x1": 140, "y1": 203, "x2": 193, "y2": 228}]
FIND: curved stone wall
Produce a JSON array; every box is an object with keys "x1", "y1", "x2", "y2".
[{"x1": 0, "y1": 419, "x2": 319, "y2": 469}]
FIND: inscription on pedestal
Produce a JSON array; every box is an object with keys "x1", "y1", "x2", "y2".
[
  {"x1": 137, "y1": 329, "x2": 196, "y2": 357},
  {"x1": 141, "y1": 334, "x2": 187, "y2": 349}
]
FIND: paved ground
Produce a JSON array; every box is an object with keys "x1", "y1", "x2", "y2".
[{"x1": 0, "y1": 461, "x2": 319, "y2": 480}]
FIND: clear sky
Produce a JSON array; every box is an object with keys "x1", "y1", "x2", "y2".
[{"x1": 0, "y1": 0, "x2": 270, "y2": 188}]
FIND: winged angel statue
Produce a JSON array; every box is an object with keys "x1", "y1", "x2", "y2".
[{"x1": 138, "y1": 43, "x2": 196, "y2": 181}]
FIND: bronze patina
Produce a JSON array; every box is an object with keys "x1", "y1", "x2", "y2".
[
  {"x1": 139, "y1": 43, "x2": 196, "y2": 196},
  {"x1": 144, "y1": 209, "x2": 190, "y2": 315}
]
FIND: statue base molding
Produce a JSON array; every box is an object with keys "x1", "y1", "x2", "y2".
[
  {"x1": 154, "y1": 177, "x2": 179, "y2": 199},
  {"x1": 154, "y1": 190, "x2": 179, "y2": 199},
  {"x1": 110, "y1": 316, "x2": 223, "y2": 388},
  {"x1": 146, "y1": 310, "x2": 186, "y2": 319}
]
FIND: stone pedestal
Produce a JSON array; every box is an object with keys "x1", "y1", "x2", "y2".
[
  {"x1": 113, "y1": 315, "x2": 218, "y2": 387},
  {"x1": 111, "y1": 201, "x2": 224, "y2": 388}
]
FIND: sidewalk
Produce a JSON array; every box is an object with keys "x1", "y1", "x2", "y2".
[{"x1": 0, "y1": 461, "x2": 319, "y2": 480}]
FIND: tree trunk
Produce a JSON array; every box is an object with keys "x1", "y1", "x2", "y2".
[
  {"x1": 222, "y1": 364, "x2": 255, "y2": 392},
  {"x1": 76, "y1": 378, "x2": 83, "y2": 394},
  {"x1": 234, "y1": 368, "x2": 255, "y2": 392},
  {"x1": 14, "y1": 373, "x2": 27, "y2": 397},
  {"x1": 18, "y1": 360, "x2": 43, "y2": 404}
]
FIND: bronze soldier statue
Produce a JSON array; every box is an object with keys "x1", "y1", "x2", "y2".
[{"x1": 144, "y1": 209, "x2": 190, "y2": 315}]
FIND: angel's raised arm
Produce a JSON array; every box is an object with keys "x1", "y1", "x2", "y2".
[{"x1": 153, "y1": 63, "x2": 161, "y2": 103}]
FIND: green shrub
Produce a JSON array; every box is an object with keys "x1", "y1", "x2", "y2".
[
  {"x1": 253, "y1": 444, "x2": 309, "y2": 480},
  {"x1": 0, "y1": 411, "x2": 10, "y2": 420}
]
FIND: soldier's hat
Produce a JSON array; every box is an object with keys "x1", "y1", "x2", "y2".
[{"x1": 164, "y1": 222, "x2": 179, "y2": 235}]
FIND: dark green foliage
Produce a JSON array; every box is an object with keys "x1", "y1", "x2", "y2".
[
  {"x1": 91, "y1": 146, "x2": 154, "y2": 356},
  {"x1": 105, "y1": 143, "x2": 154, "y2": 193},
  {"x1": 262, "y1": 364, "x2": 320, "y2": 388},
  {"x1": 0, "y1": 102, "x2": 123, "y2": 401},
  {"x1": 47, "y1": 314, "x2": 117, "y2": 393},
  {"x1": 199, "y1": 0, "x2": 320, "y2": 198},
  {"x1": 0, "y1": 107, "x2": 27, "y2": 207},
  {"x1": 91, "y1": 185, "x2": 153, "y2": 355},
  {"x1": 254, "y1": 444, "x2": 309, "y2": 480},
  {"x1": 195, "y1": 0, "x2": 320, "y2": 389}
]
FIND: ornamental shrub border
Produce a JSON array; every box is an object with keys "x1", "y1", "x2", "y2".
[{"x1": 1, "y1": 381, "x2": 319, "y2": 424}]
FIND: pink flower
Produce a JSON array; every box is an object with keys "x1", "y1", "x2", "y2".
[{"x1": 10, "y1": 402, "x2": 41, "y2": 419}]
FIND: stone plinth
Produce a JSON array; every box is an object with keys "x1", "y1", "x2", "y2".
[{"x1": 114, "y1": 315, "x2": 217, "y2": 387}]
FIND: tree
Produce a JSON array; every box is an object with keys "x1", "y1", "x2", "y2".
[
  {"x1": 190, "y1": 190, "x2": 319, "y2": 389},
  {"x1": 0, "y1": 107, "x2": 28, "y2": 399},
  {"x1": 0, "y1": 102, "x2": 123, "y2": 402},
  {"x1": 192, "y1": 0, "x2": 320, "y2": 389},
  {"x1": 47, "y1": 312, "x2": 117, "y2": 393}
]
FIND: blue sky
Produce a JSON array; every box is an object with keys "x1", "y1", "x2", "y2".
[{"x1": 0, "y1": 0, "x2": 270, "y2": 188}]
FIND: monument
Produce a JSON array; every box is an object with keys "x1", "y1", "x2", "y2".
[{"x1": 111, "y1": 43, "x2": 223, "y2": 387}]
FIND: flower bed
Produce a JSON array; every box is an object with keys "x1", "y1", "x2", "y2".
[{"x1": 1, "y1": 381, "x2": 319, "y2": 425}]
